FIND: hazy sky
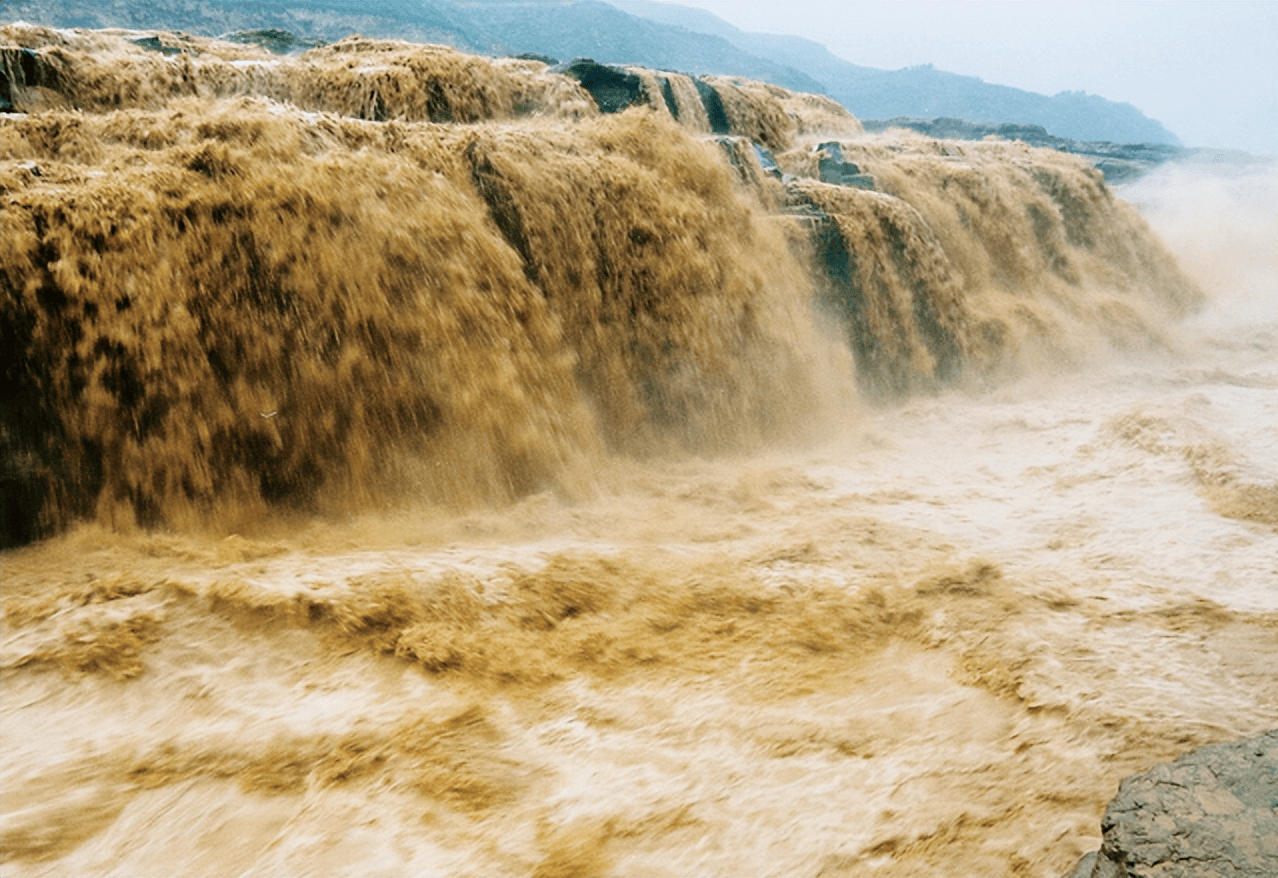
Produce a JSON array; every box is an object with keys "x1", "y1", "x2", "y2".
[{"x1": 663, "y1": 1, "x2": 1278, "y2": 154}]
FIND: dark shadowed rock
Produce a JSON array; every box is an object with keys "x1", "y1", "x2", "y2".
[
  {"x1": 713, "y1": 136, "x2": 781, "y2": 186},
  {"x1": 656, "y1": 74, "x2": 679, "y2": 119},
  {"x1": 816, "y1": 141, "x2": 876, "y2": 190},
  {"x1": 694, "y1": 78, "x2": 731, "y2": 134},
  {"x1": 553, "y1": 58, "x2": 646, "y2": 113},
  {"x1": 220, "y1": 29, "x2": 324, "y2": 54},
  {"x1": 0, "y1": 461, "x2": 50, "y2": 548},
  {"x1": 1, "y1": 46, "x2": 70, "y2": 112},
  {"x1": 780, "y1": 183, "x2": 964, "y2": 400},
  {"x1": 1070, "y1": 730, "x2": 1278, "y2": 878},
  {"x1": 131, "y1": 35, "x2": 184, "y2": 55}
]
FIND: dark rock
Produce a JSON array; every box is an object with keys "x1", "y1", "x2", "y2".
[
  {"x1": 553, "y1": 58, "x2": 646, "y2": 114},
  {"x1": 1071, "y1": 730, "x2": 1278, "y2": 878},
  {"x1": 464, "y1": 140, "x2": 540, "y2": 287},
  {"x1": 816, "y1": 141, "x2": 876, "y2": 190},
  {"x1": 713, "y1": 136, "x2": 782, "y2": 185},
  {"x1": 657, "y1": 75, "x2": 679, "y2": 120},
  {"x1": 515, "y1": 52, "x2": 558, "y2": 65},
  {"x1": 1, "y1": 46, "x2": 65, "y2": 112},
  {"x1": 694, "y1": 79, "x2": 731, "y2": 135},
  {"x1": 131, "y1": 35, "x2": 184, "y2": 56},
  {"x1": 750, "y1": 141, "x2": 781, "y2": 179},
  {"x1": 0, "y1": 468, "x2": 50, "y2": 549},
  {"x1": 784, "y1": 187, "x2": 906, "y2": 400},
  {"x1": 0, "y1": 418, "x2": 55, "y2": 548},
  {"x1": 220, "y1": 29, "x2": 324, "y2": 55},
  {"x1": 789, "y1": 203, "x2": 856, "y2": 311}
]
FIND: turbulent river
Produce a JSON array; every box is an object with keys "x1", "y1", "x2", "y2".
[{"x1": 1, "y1": 25, "x2": 1276, "y2": 878}]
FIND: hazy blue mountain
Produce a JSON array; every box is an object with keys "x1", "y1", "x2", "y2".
[
  {"x1": 443, "y1": 0, "x2": 826, "y2": 93},
  {"x1": 1, "y1": 0, "x2": 1180, "y2": 144},
  {"x1": 0, "y1": 0, "x2": 500, "y2": 49},
  {"x1": 608, "y1": 0, "x2": 1180, "y2": 145}
]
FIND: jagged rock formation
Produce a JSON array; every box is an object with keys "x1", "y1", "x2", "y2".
[{"x1": 1070, "y1": 730, "x2": 1278, "y2": 878}]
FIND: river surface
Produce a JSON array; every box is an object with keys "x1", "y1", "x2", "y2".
[{"x1": 2, "y1": 158, "x2": 1275, "y2": 877}]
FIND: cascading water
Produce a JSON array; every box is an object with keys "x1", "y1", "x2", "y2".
[{"x1": 2, "y1": 24, "x2": 1274, "y2": 878}]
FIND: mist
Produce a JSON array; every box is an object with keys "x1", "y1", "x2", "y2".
[{"x1": 1122, "y1": 156, "x2": 1278, "y2": 326}]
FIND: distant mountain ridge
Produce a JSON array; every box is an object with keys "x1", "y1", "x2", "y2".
[
  {"x1": 607, "y1": 0, "x2": 1180, "y2": 146},
  {"x1": 0, "y1": 0, "x2": 1181, "y2": 145}
]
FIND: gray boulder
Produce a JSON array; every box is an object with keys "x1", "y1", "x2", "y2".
[
  {"x1": 1070, "y1": 730, "x2": 1278, "y2": 878},
  {"x1": 816, "y1": 141, "x2": 876, "y2": 190}
]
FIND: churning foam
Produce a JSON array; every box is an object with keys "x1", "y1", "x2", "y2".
[{"x1": 3, "y1": 25, "x2": 1274, "y2": 878}]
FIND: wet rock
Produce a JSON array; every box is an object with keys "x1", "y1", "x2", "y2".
[
  {"x1": 714, "y1": 136, "x2": 781, "y2": 185},
  {"x1": 0, "y1": 441, "x2": 53, "y2": 549},
  {"x1": 130, "y1": 35, "x2": 184, "y2": 56},
  {"x1": 694, "y1": 78, "x2": 731, "y2": 134},
  {"x1": 816, "y1": 141, "x2": 876, "y2": 190},
  {"x1": 220, "y1": 29, "x2": 324, "y2": 54},
  {"x1": 553, "y1": 58, "x2": 646, "y2": 114},
  {"x1": 656, "y1": 74, "x2": 680, "y2": 119},
  {"x1": 1071, "y1": 730, "x2": 1278, "y2": 878},
  {"x1": 781, "y1": 184, "x2": 965, "y2": 400},
  {"x1": 1, "y1": 47, "x2": 58, "y2": 111}
]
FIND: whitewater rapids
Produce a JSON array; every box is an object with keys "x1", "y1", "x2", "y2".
[
  {"x1": 1, "y1": 25, "x2": 1275, "y2": 877},
  {"x1": 3, "y1": 157, "x2": 1275, "y2": 877}
]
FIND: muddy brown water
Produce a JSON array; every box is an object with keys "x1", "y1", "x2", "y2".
[{"x1": 2, "y1": 26, "x2": 1275, "y2": 878}]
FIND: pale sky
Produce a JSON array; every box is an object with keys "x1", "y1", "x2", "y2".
[{"x1": 664, "y1": 1, "x2": 1278, "y2": 155}]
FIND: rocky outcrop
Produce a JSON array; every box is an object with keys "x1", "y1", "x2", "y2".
[
  {"x1": 219, "y1": 28, "x2": 324, "y2": 54},
  {"x1": 713, "y1": 136, "x2": 782, "y2": 187},
  {"x1": 553, "y1": 58, "x2": 647, "y2": 114},
  {"x1": 1, "y1": 46, "x2": 65, "y2": 112},
  {"x1": 1070, "y1": 730, "x2": 1278, "y2": 878},
  {"x1": 862, "y1": 117, "x2": 1185, "y2": 183},
  {"x1": 815, "y1": 141, "x2": 876, "y2": 190}
]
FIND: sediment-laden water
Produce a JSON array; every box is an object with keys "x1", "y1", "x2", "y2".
[{"x1": 2, "y1": 24, "x2": 1275, "y2": 878}]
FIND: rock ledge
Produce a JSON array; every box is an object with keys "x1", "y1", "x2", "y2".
[{"x1": 1071, "y1": 730, "x2": 1278, "y2": 878}]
